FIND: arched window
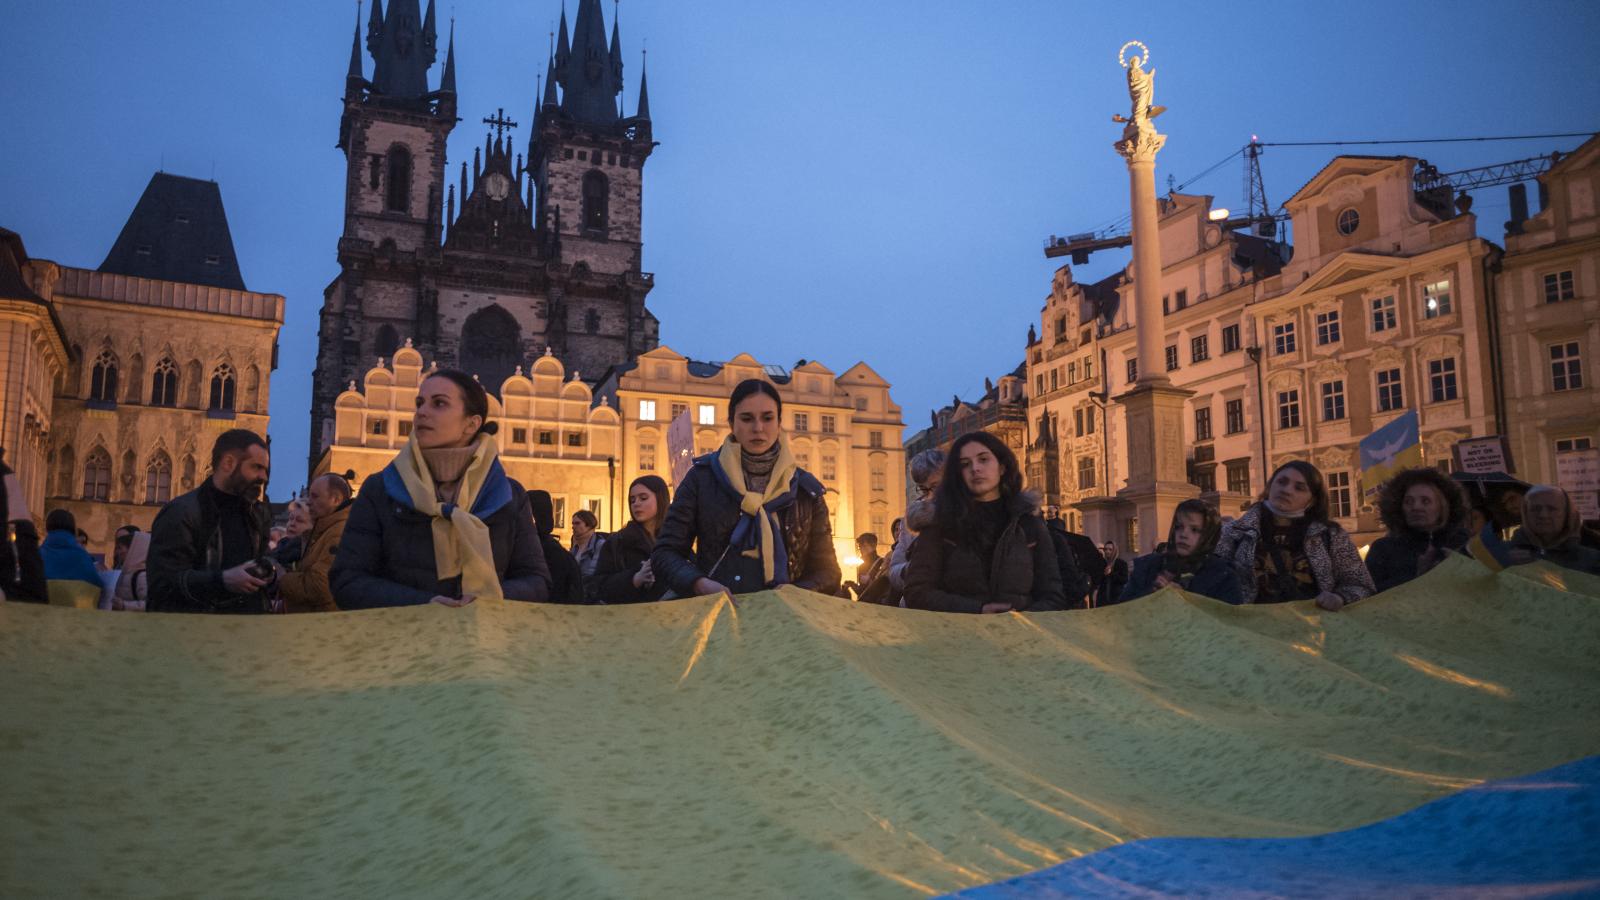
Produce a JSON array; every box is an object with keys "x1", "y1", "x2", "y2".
[
  {"x1": 581, "y1": 170, "x2": 608, "y2": 231},
  {"x1": 386, "y1": 146, "x2": 412, "y2": 214},
  {"x1": 82, "y1": 448, "x2": 112, "y2": 501},
  {"x1": 89, "y1": 350, "x2": 119, "y2": 404},
  {"x1": 145, "y1": 452, "x2": 173, "y2": 504},
  {"x1": 374, "y1": 324, "x2": 401, "y2": 359},
  {"x1": 584, "y1": 308, "x2": 601, "y2": 334},
  {"x1": 150, "y1": 357, "x2": 179, "y2": 407},
  {"x1": 459, "y1": 305, "x2": 523, "y2": 395},
  {"x1": 209, "y1": 363, "x2": 236, "y2": 411}
]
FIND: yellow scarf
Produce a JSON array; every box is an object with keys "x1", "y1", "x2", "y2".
[
  {"x1": 392, "y1": 434, "x2": 506, "y2": 602},
  {"x1": 717, "y1": 435, "x2": 799, "y2": 586}
]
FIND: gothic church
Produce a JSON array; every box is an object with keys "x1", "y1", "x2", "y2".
[{"x1": 309, "y1": 0, "x2": 659, "y2": 468}]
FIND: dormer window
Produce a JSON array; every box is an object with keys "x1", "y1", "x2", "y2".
[
  {"x1": 204, "y1": 254, "x2": 220, "y2": 265},
  {"x1": 1336, "y1": 208, "x2": 1361, "y2": 235}
]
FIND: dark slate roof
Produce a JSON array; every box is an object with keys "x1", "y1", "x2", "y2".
[
  {"x1": 0, "y1": 227, "x2": 72, "y2": 351},
  {"x1": 99, "y1": 173, "x2": 247, "y2": 290}
]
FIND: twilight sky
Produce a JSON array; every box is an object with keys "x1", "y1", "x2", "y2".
[{"x1": 4, "y1": 0, "x2": 1598, "y2": 498}]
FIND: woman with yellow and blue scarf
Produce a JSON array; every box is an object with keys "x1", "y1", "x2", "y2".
[
  {"x1": 332, "y1": 369, "x2": 551, "y2": 608},
  {"x1": 652, "y1": 379, "x2": 841, "y2": 597}
]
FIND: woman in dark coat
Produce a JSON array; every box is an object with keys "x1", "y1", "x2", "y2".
[
  {"x1": 1365, "y1": 467, "x2": 1473, "y2": 593},
  {"x1": 527, "y1": 490, "x2": 582, "y2": 603},
  {"x1": 331, "y1": 369, "x2": 551, "y2": 609},
  {"x1": 652, "y1": 380, "x2": 840, "y2": 597},
  {"x1": 1118, "y1": 499, "x2": 1240, "y2": 604},
  {"x1": 586, "y1": 475, "x2": 671, "y2": 603},
  {"x1": 1505, "y1": 485, "x2": 1600, "y2": 574},
  {"x1": 1214, "y1": 460, "x2": 1374, "y2": 610},
  {"x1": 904, "y1": 431, "x2": 1065, "y2": 614}
]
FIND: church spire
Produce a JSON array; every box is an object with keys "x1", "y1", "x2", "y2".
[
  {"x1": 439, "y1": 18, "x2": 456, "y2": 93},
  {"x1": 556, "y1": 0, "x2": 622, "y2": 125},
  {"x1": 366, "y1": 0, "x2": 384, "y2": 57},
  {"x1": 555, "y1": 2, "x2": 571, "y2": 68},
  {"x1": 346, "y1": 2, "x2": 365, "y2": 95},
  {"x1": 636, "y1": 50, "x2": 650, "y2": 120},
  {"x1": 609, "y1": 1, "x2": 623, "y2": 82},
  {"x1": 369, "y1": 0, "x2": 435, "y2": 99},
  {"x1": 542, "y1": 52, "x2": 559, "y2": 108}
]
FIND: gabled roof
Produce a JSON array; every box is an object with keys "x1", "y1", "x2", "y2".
[
  {"x1": 99, "y1": 173, "x2": 247, "y2": 290},
  {"x1": 1541, "y1": 133, "x2": 1600, "y2": 181},
  {"x1": 839, "y1": 361, "x2": 888, "y2": 387},
  {"x1": 1282, "y1": 249, "x2": 1398, "y2": 298},
  {"x1": 1285, "y1": 155, "x2": 1410, "y2": 208}
]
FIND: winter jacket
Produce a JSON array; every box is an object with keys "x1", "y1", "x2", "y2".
[
  {"x1": 331, "y1": 470, "x2": 551, "y2": 608},
  {"x1": 1503, "y1": 533, "x2": 1600, "y2": 575},
  {"x1": 1365, "y1": 526, "x2": 1472, "y2": 593},
  {"x1": 41, "y1": 529, "x2": 103, "y2": 607},
  {"x1": 585, "y1": 520, "x2": 668, "y2": 604},
  {"x1": 887, "y1": 496, "x2": 937, "y2": 595},
  {"x1": 540, "y1": 535, "x2": 583, "y2": 603},
  {"x1": 277, "y1": 502, "x2": 350, "y2": 613},
  {"x1": 1045, "y1": 521, "x2": 1097, "y2": 609},
  {"x1": 147, "y1": 480, "x2": 273, "y2": 614},
  {"x1": 903, "y1": 493, "x2": 1065, "y2": 614},
  {"x1": 652, "y1": 453, "x2": 841, "y2": 597},
  {"x1": 1, "y1": 518, "x2": 46, "y2": 604},
  {"x1": 1117, "y1": 552, "x2": 1242, "y2": 605},
  {"x1": 1096, "y1": 557, "x2": 1129, "y2": 608},
  {"x1": 1213, "y1": 504, "x2": 1375, "y2": 605}
]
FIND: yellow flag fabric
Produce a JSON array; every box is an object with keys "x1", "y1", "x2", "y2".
[{"x1": 1, "y1": 554, "x2": 1596, "y2": 898}]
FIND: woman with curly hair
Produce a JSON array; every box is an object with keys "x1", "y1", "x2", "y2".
[{"x1": 1365, "y1": 467, "x2": 1473, "y2": 593}]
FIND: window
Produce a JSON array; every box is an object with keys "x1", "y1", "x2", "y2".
[
  {"x1": 1327, "y1": 471, "x2": 1353, "y2": 518},
  {"x1": 669, "y1": 403, "x2": 687, "y2": 422},
  {"x1": 1191, "y1": 334, "x2": 1209, "y2": 363},
  {"x1": 1165, "y1": 345, "x2": 1179, "y2": 372},
  {"x1": 1544, "y1": 270, "x2": 1576, "y2": 303},
  {"x1": 1336, "y1": 208, "x2": 1360, "y2": 235},
  {"x1": 870, "y1": 461, "x2": 887, "y2": 492},
  {"x1": 1273, "y1": 321, "x2": 1296, "y2": 355},
  {"x1": 1225, "y1": 399, "x2": 1245, "y2": 434},
  {"x1": 1074, "y1": 408, "x2": 1085, "y2": 437},
  {"x1": 1036, "y1": 374, "x2": 1045, "y2": 395},
  {"x1": 1315, "y1": 310, "x2": 1341, "y2": 345},
  {"x1": 208, "y1": 363, "x2": 236, "y2": 411},
  {"x1": 821, "y1": 453, "x2": 837, "y2": 481},
  {"x1": 1191, "y1": 466, "x2": 1216, "y2": 493},
  {"x1": 149, "y1": 357, "x2": 179, "y2": 407},
  {"x1": 1194, "y1": 406, "x2": 1212, "y2": 441},
  {"x1": 144, "y1": 454, "x2": 172, "y2": 505},
  {"x1": 385, "y1": 146, "x2": 411, "y2": 214},
  {"x1": 639, "y1": 442, "x2": 656, "y2": 471},
  {"x1": 1371, "y1": 295, "x2": 1397, "y2": 332},
  {"x1": 869, "y1": 430, "x2": 883, "y2": 449},
  {"x1": 566, "y1": 432, "x2": 584, "y2": 447},
  {"x1": 1174, "y1": 289, "x2": 1188, "y2": 311},
  {"x1": 539, "y1": 431, "x2": 554, "y2": 445},
  {"x1": 1222, "y1": 324, "x2": 1241, "y2": 354},
  {"x1": 854, "y1": 397, "x2": 867, "y2": 411},
  {"x1": 1077, "y1": 456, "x2": 1096, "y2": 490},
  {"x1": 582, "y1": 170, "x2": 609, "y2": 231},
  {"x1": 1126, "y1": 358, "x2": 1138, "y2": 384},
  {"x1": 399, "y1": 421, "x2": 412, "y2": 437},
  {"x1": 83, "y1": 448, "x2": 112, "y2": 501},
  {"x1": 794, "y1": 412, "x2": 810, "y2": 432},
  {"x1": 1054, "y1": 315, "x2": 1067, "y2": 341},
  {"x1": 698, "y1": 404, "x2": 716, "y2": 426},
  {"x1": 89, "y1": 350, "x2": 119, "y2": 404},
  {"x1": 1376, "y1": 368, "x2": 1404, "y2": 411},
  {"x1": 1084, "y1": 357, "x2": 1094, "y2": 380},
  {"x1": 1321, "y1": 380, "x2": 1346, "y2": 421},
  {"x1": 1428, "y1": 358, "x2": 1459, "y2": 403},
  {"x1": 1067, "y1": 361, "x2": 1078, "y2": 384},
  {"x1": 513, "y1": 428, "x2": 528, "y2": 444},
  {"x1": 370, "y1": 419, "x2": 387, "y2": 435},
  {"x1": 1050, "y1": 369, "x2": 1059, "y2": 391},
  {"x1": 821, "y1": 415, "x2": 836, "y2": 433},
  {"x1": 1423, "y1": 280, "x2": 1452, "y2": 318},
  {"x1": 1277, "y1": 389, "x2": 1301, "y2": 429},
  {"x1": 1551, "y1": 341, "x2": 1583, "y2": 391},
  {"x1": 554, "y1": 497, "x2": 567, "y2": 527},
  {"x1": 1226, "y1": 459, "x2": 1251, "y2": 495},
  {"x1": 1085, "y1": 406, "x2": 1095, "y2": 434},
  {"x1": 1081, "y1": 326, "x2": 1092, "y2": 344},
  {"x1": 639, "y1": 399, "x2": 657, "y2": 421},
  {"x1": 1555, "y1": 437, "x2": 1594, "y2": 453},
  {"x1": 368, "y1": 154, "x2": 382, "y2": 190}
]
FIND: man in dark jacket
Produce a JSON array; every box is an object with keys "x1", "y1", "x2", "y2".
[
  {"x1": 1365, "y1": 467, "x2": 1473, "y2": 593},
  {"x1": 146, "y1": 429, "x2": 274, "y2": 613},
  {"x1": 527, "y1": 490, "x2": 582, "y2": 602}
]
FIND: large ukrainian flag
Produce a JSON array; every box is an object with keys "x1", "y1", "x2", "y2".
[
  {"x1": 1360, "y1": 408, "x2": 1424, "y2": 496},
  {"x1": 0, "y1": 555, "x2": 1596, "y2": 898}
]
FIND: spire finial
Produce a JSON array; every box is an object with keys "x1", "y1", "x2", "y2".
[
  {"x1": 347, "y1": 1, "x2": 365, "y2": 83},
  {"x1": 636, "y1": 45, "x2": 651, "y2": 120},
  {"x1": 440, "y1": 17, "x2": 457, "y2": 93}
]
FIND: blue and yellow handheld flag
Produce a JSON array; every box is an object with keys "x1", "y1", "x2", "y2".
[{"x1": 1359, "y1": 409, "x2": 1422, "y2": 496}]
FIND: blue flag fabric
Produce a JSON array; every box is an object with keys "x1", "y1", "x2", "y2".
[{"x1": 1359, "y1": 409, "x2": 1423, "y2": 494}]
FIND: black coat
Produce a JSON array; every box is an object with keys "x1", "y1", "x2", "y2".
[
  {"x1": 1096, "y1": 557, "x2": 1129, "y2": 607},
  {"x1": 331, "y1": 472, "x2": 551, "y2": 608},
  {"x1": 540, "y1": 534, "x2": 583, "y2": 603},
  {"x1": 1044, "y1": 522, "x2": 1095, "y2": 609},
  {"x1": 147, "y1": 480, "x2": 272, "y2": 614},
  {"x1": 1117, "y1": 553, "x2": 1243, "y2": 605},
  {"x1": 652, "y1": 455, "x2": 841, "y2": 597},
  {"x1": 904, "y1": 495, "x2": 1066, "y2": 614},
  {"x1": 585, "y1": 520, "x2": 668, "y2": 604},
  {"x1": 1364, "y1": 526, "x2": 1472, "y2": 593}
]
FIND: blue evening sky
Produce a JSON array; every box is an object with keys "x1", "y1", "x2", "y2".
[{"x1": 4, "y1": 0, "x2": 1598, "y2": 498}]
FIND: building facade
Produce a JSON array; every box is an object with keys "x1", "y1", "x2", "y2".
[
  {"x1": 1497, "y1": 136, "x2": 1600, "y2": 485},
  {"x1": 0, "y1": 230, "x2": 71, "y2": 522},
  {"x1": 600, "y1": 346, "x2": 906, "y2": 560},
  {"x1": 905, "y1": 366, "x2": 1028, "y2": 500},
  {"x1": 310, "y1": 0, "x2": 661, "y2": 472}
]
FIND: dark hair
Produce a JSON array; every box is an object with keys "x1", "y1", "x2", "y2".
[
  {"x1": 1263, "y1": 460, "x2": 1330, "y2": 522},
  {"x1": 1168, "y1": 498, "x2": 1223, "y2": 560},
  {"x1": 46, "y1": 508, "x2": 76, "y2": 533},
  {"x1": 526, "y1": 489, "x2": 555, "y2": 536},
  {"x1": 572, "y1": 509, "x2": 598, "y2": 529},
  {"x1": 211, "y1": 429, "x2": 268, "y2": 468},
  {"x1": 934, "y1": 431, "x2": 1024, "y2": 536},
  {"x1": 628, "y1": 474, "x2": 671, "y2": 533},
  {"x1": 891, "y1": 517, "x2": 905, "y2": 535},
  {"x1": 728, "y1": 379, "x2": 782, "y2": 420},
  {"x1": 114, "y1": 526, "x2": 139, "y2": 547},
  {"x1": 856, "y1": 532, "x2": 879, "y2": 548},
  {"x1": 422, "y1": 368, "x2": 500, "y2": 437},
  {"x1": 1377, "y1": 466, "x2": 1467, "y2": 535}
]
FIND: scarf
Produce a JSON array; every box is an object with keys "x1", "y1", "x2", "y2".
[
  {"x1": 741, "y1": 442, "x2": 782, "y2": 494},
  {"x1": 715, "y1": 435, "x2": 800, "y2": 587},
  {"x1": 387, "y1": 434, "x2": 508, "y2": 602},
  {"x1": 421, "y1": 445, "x2": 476, "y2": 505},
  {"x1": 1162, "y1": 507, "x2": 1222, "y2": 578}
]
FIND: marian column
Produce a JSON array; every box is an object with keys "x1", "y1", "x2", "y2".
[{"x1": 1111, "y1": 42, "x2": 1197, "y2": 553}]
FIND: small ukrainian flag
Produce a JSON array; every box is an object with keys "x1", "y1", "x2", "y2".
[{"x1": 1359, "y1": 409, "x2": 1423, "y2": 496}]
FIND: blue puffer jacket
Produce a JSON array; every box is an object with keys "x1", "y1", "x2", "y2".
[{"x1": 1117, "y1": 552, "x2": 1243, "y2": 605}]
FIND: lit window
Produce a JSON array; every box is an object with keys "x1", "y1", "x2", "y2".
[
  {"x1": 698, "y1": 404, "x2": 716, "y2": 426},
  {"x1": 1551, "y1": 342, "x2": 1583, "y2": 391},
  {"x1": 639, "y1": 399, "x2": 657, "y2": 421},
  {"x1": 1376, "y1": 368, "x2": 1404, "y2": 412},
  {"x1": 1423, "y1": 280, "x2": 1452, "y2": 318},
  {"x1": 1544, "y1": 271, "x2": 1576, "y2": 303},
  {"x1": 1428, "y1": 358, "x2": 1458, "y2": 403}
]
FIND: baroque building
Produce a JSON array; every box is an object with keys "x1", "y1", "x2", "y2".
[
  {"x1": 3, "y1": 174, "x2": 283, "y2": 555},
  {"x1": 311, "y1": 0, "x2": 660, "y2": 472},
  {"x1": 0, "y1": 230, "x2": 71, "y2": 522}
]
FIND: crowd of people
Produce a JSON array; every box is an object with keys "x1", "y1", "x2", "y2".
[{"x1": 3, "y1": 371, "x2": 1598, "y2": 613}]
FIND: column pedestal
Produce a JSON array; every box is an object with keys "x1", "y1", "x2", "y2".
[{"x1": 1114, "y1": 381, "x2": 1199, "y2": 554}]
